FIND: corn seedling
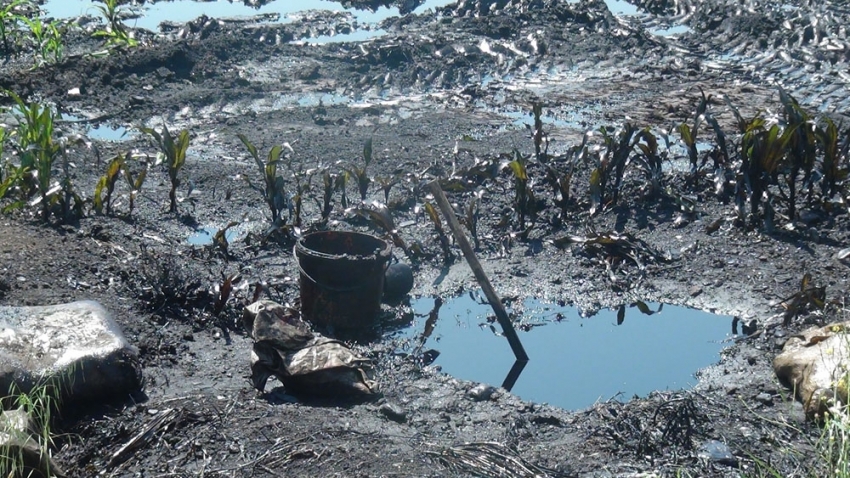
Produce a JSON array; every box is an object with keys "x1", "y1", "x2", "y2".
[
  {"x1": 335, "y1": 168, "x2": 349, "y2": 209},
  {"x1": 94, "y1": 153, "x2": 125, "y2": 215},
  {"x1": 531, "y1": 102, "x2": 547, "y2": 162},
  {"x1": 506, "y1": 149, "x2": 538, "y2": 234},
  {"x1": 22, "y1": 16, "x2": 62, "y2": 67},
  {"x1": 319, "y1": 169, "x2": 334, "y2": 220},
  {"x1": 0, "y1": 0, "x2": 28, "y2": 55},
  {"x1": 678, "y1": 91, "x2": 709, "y2": 183},
  {"x1": 140, "y1": 124, "x2": 189, "y2": 213},
  {"x1": 287, "y1": 158, "x2": 312, "y2": 228},
  {"x1": 779, "y1": 88, "x2": 818, "y2": 220},
  {"x1": 376, "y1": 175, "x2": 398, "y2": 203},
  {"x1": 93, "y1": 0, "x2": 138, "y2": 48},
  {"x1": 123, "y1": 157, "x2": 148, "y2": 216},
  {"x1": 632, "y1": 127, "x2": 668, "y2": 198},
  {"x1": 1, "y1": 90, "x2": 66, "y2": 220},
  {"x1": 740, "y1": 117, "x2": 797, "y2": 223},
  {"x1": 346, "y1": 137, "x2": 372, "y2": 202},
  {"x1": 238, "y1": 133, "x2": 290, "y2": 225},
  {"x1": 424, "y1": 201, "x2": 454, "y2": 263},
  {"x1": 461, "y1": 189, "x2": 482, "y2": 250},
  {"x1": 816, "y1": 117, "x2": 848, "y2": 201},
  {"x1": 590, "y1": 123, "x2": 637, "y2": 214}
]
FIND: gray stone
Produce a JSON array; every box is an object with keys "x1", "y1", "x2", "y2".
[
  {"x1": 379, "y1": 402, "x2": 408, "y2": 423},
  {"x1": 384, "y1": 262, "x2": 414, "y2": 299},
  {"x1": 0, "y1": 301, "x2": 143, "y2": 407},
  {"x1": 468, "y1": 383, "x2": 496, "y2": 402},
  {"x1": 698, "y1": 440, "x2": 737, "y2": 467},
  {"x1": 755, "y1": 392, "x2": 774, "y2": 406}
]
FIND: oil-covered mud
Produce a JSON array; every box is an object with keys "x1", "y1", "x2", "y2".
[{"x1": 2, "y1": 0, "x2": 850, "y2": 476}]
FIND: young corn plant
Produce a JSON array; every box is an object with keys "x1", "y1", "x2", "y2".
[
  {"x1": 0, "y1": 0, "x2": 28, "y2": 55},
  {"x1": 286, "y1": 156, "x2": 313, "y2": 228},
  {"x1": 22, "y1": 16, "x2": 62, "y2": 67},
  {"x1": 507, "y1": 150, "x2": 535, "y2": 232},
  {"x1": 94, "y1": 153, "x2": 125, "y2": 215},
  {"x1": 238, "y1": 133, "x2": 290, "y2": 224},
  {"x1": 740, "y1": 118, "x2": 797, "y2": 224},
  {"x1": 2, "y1": 91, "x2": 63, "y2": 220},
  {"x1": 140, "y1": 124, "x2": 189, "y2": 213},
  {"x1": 590, "y1": 123, "x2": 638, "y2": 214},
  {"x1": 318, "y1": 168, "x2": 335, "y2": 221},
  {"x1": 346, "y1": 137, "x2": 372, "y2": 202},
  {"x1": 779, "y1": 89, "x2": 817, "y2": 220},
  {"x1": 816, "y1": 118, "x2": 849, "y2": 201},
  {"x1": 424, "y1": 201, "x2": 454, "y2": 263},
  {"x1": 93, "y1": 0, "x2": 138, "y2": 48},
  {"x1": 632, "y1": 127, "x2": 668, "y2": 198},
  {"x1": 123, "y1": 156, "x2": 148, "y2": 216},
  {"x1": 678, "y1": 91, "x2": 709, "y2": 184}
]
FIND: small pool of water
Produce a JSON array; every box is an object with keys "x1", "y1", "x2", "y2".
[
  {"x1": 396, "y1": 293, "x2": 732, "y2": 410},
  {"x1": 59, "y1": 113, "x2": 134, "y2": 142},
  {"x1": 187, "y1": 224, "x2": 240, "y2": 245},
  {"x1": 44, "y1": 0, "x2": 455, "y2": 33}
]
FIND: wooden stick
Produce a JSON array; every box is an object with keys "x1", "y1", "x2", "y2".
[{"x1": 427, "y1": 181, "x2": 529, "y2": 362}]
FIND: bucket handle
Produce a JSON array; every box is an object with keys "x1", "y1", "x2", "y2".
[{"x1": 297, "y1": 259, "x2": 390, "y2": 293}]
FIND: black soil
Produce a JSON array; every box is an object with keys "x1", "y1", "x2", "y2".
[{"x1": 2, "y1": 0, "x2": 850, "y2": 476}]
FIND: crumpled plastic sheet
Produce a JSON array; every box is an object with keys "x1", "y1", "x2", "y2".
[{"x1": 244, "y1": 300, "x2": 377, "y2": 397}]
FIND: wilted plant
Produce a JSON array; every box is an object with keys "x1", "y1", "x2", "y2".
[
  {"x1": 123, "y1": 156, "x2": 148, "y2": 216},
  {"x1": 461, "y1": 189, "x2": 482, "y2": 250},
  {"x1": 213, "y1": 222, "x2": 239, "y2": 258},
  {"x1": 375, "y1": 174, "x2": 398, "y2": 203},
  {"x1": 738, "y1": 112, "x2": 797, "y2": 223},
  {"x1": 141, "y1": 124, "x2": 189, "y2": 213},
  {"x1": 590, "y1": 123, "x2": 638, "y2": 214},
  {"x1": 506, "y1": 150, "x2": 537, "y2": 233},
  {"x1": 335, "y1": 169, "x2": 349, "y2": 210},
  {"x1": 286, "y1": 156, "x2": 312, "y2": 228},
  {"x1": 816, "y1": 117, "x2": 849, "y2": 201},
  {"x1": 779, "y1": 88, "x2": 817, "y2": 220},
  {"x1": 531, "y1": 102, "x2": 547, "y2": 162},
  {"x1": 92, "y1": 0, "x2": 138, "y2": 48},
  {"x1": 677, "y1": 91, "x2": 709, "y2": 182},
  {"x1": 781, "y1": 272, "x2": 826, "y2": 326},
  {"x1": 424, "y1": 201, "x2": 453, "y2": 263},
  {"x1": 239, "y1": 134, "x2": 291, "y2": 224},
  {"x1": 94, "y1": 153, "x2": 125, "y2": 215},
  {"x1": 631, "y1": 127, "x2": 668, "y2": 198},
  {"x1": 346, "y1": 137, "x2": 372, "y2": 202},
  {"x1": 319, "y1": 169, "x2": 334, "y2": 220}
]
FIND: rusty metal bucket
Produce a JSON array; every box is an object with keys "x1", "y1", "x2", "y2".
[{"x1": 295, "y1": 231, "x2": 392, "y2": 334}]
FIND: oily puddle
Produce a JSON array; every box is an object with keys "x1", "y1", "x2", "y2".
[
  {"x1": 394, "y1": 293, "x2": 732, "y2": 410},
  {"x1": 44, "y1": 0, "x2": 455, "y2": 34}
]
